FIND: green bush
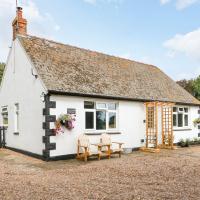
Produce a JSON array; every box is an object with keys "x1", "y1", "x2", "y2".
[
  {"x1": 185, "y1": 139, "x2": 190, "y2": 147},
  {"x1": 178, "y1": 138, "x2": 200, "y2": 147},
  {"x1": 178, "y1": 139, "x2": 186, "y2": 147}
]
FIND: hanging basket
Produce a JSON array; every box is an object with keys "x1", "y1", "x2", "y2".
[{"x1": 54, "y1": 114, "x2": 76, "y2": 135}]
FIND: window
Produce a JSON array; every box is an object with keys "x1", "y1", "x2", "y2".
[
  {"x1": 84, "y1": 101, "x2": 117, "y2": 131},
  {"x1": 14, "y1": 103, "x2": 19, "y2": 133},
  {"x1": 173, "y1": 106, "x2": 189, "y2": 128},
  {"x1": 1, "y1": 106, "x2": 8, "y2": 127}
]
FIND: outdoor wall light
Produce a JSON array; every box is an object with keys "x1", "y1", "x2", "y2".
[
  {"x1": 31, "y1": 68, "x2": 38, "y2": 79},
  {"x1": 40, "y1": 92, "x2": 46, "y2": 102}
]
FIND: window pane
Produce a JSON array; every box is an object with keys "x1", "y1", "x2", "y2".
[
  {"x1": 96, "y1": 111, "x2": 106, "y2": 130},
  {"x1": 184, "y1": 108, "x2": 188, "y2": 113},
  {"x1": 109, "y1": 112, "x2": 116, "y2": 129},
  {"x1": 85, "y1": 112, "x2": 94, "y2": 129},
  {"x1": 173, "y1": 114, "x2": 177, "y2": 126},
  {"x1": 3, "y1": 114, "x2": 8, "y2": 126},
  {"x1": 96, "y1": 103, "x2": 106, "y2": 109},
  {"x1": 2, "y1": 106, "x2": 8, "y2": 126},
  {"x1": 184, "y1": 115, "x2": 188, "y2": 126},
  {"x1": 2, "y1": 107, "x2": 8, "y2": 113},
  {"x1": 108, "y1": 103, "x2": 116, "y2": 110},
  {"x1": 84, "y1": 101, "x2": 95, "y2": 109},
  {"x1": 179, "y1": 108, "x2": 184, "y2": 112},
  {"x1": 178, "y1": 113, "x2": 183, "y2": 127},
  {"x1": 173, "y1": 107, "x2": 177, "y2": 112}
]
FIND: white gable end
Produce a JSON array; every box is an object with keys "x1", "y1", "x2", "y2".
[{"x1": 0, "y1": 38, "x2": 46, "y2": 155}]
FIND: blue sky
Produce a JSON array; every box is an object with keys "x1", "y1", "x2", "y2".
[{"x1": 1, "y1": 0, "x2": 200, "y2": 80}]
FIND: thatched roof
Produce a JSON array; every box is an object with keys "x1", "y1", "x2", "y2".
[{"x1": 18, "y1": 35, "x2": 200, "y2": 105}]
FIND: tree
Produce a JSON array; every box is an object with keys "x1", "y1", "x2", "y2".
[
  {"x1": 176, "y1": 79, "x2": 195, "y2": 96},
  {"x1": 0, "y1": 62, "x2": 5, "y2": 83},
  {"x1": 193, "y1": 76, "x2": 200, "y2": 100},
  {"x1": 177, "y1": 76, "x2": 200, "y2": 100}
]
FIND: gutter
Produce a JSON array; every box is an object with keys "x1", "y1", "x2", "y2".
[{"x1": 48, "y1": 90, "x2": 200, "y2": 107}]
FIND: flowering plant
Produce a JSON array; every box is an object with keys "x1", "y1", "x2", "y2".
[
  {"x1": 54, "y1": 114, "x2": 76, "y2": 135},
  {"x1": 193, "y1": 118, "x2": 200, "y2": 126}
]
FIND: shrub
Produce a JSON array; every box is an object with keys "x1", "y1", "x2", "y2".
[
  {"x1": 178, "y1": 138, "x2": 200, "y2": 147},
  {"x1": 185, "y1": 139, "x2": 190, "y2": 147},
  {"x1": 178, "y1": 139, "x2": 186, "y2": 147}
]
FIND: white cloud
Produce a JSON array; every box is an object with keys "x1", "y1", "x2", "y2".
[
  {"x1": 164, "y1": 28, "x2": 200, "y2": 60},
  {"x1": 0, "y1": 0, "x2": 60, "y2": 62},
  {"x1": 160, "y1": 0, "x2": 200, "y2": 9},
  {"x1": 176, "y1": 0, "x2": 199, "y2": 9},
  {"x1": 176, "y1": 66, "x2": 200, "y2": 80},
  {"x1": 83, "y1": 0, "x2": 124, "y2": 5},
  {"x1": 160, "y1": 0, "x2": 171, "y2": 5},
  {"x1": 84, "y1": 0, "x2": 97, "y2": 4}
]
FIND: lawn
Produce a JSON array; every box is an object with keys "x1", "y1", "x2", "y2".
[{"x1": 0, "y1": 147, "x2": 200, "y2": 200}]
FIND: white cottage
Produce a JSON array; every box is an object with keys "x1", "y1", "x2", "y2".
[{"x1": 0, "y1": 7, "x2": 200, "y2": 160}]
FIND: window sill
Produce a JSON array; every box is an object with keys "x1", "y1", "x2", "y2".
[
  {"x1": 173, "y1": 128, "x2": 192, "y2": 132},
  {"x1": 13, "y1": 132, "x2": 19, "y2": 135},
  {"x1": 85, "y1": 132, "x2": 121, "y2": 136}
]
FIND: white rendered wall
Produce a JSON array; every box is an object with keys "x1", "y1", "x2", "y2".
[
  {"x1": 50, "y1": 95, "x2": 199, "y2": 157},
  {"x1": 50, "y1": 95, "x2": 145, "y2": 157},
  {"x1": 0, "y1": 39, "x2": 46, "y2": 155}
]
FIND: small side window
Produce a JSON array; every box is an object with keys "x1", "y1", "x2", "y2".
[{"x1": 1, "y1": 106, "x2": 8, "y2": 127}]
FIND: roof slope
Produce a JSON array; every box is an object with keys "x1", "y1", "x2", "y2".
[{"x1": 18, "y1": 35, "x2": 200, "y2": 105}]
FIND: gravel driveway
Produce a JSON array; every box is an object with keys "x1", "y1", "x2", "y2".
[{"x1": 0, "y1": 147, "x2": 200, "y2": 200}]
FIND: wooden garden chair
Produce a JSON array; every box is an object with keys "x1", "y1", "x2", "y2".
[
  {"x1": 77, "y1": 134, "x2": 102, "y2": 162},
  {"x1": 100, "y1": 133, "x2": 124, "y2": 158}
]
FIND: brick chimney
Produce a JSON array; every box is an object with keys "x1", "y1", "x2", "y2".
[{"x1": 12, "y1": 7, "x2": 27, "y2": 40}]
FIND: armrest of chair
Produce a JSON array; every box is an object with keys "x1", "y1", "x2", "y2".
[
  {"x1": 78, "y1": 145, "x2": 89, "y2": 152},
  {"x1": 112, "y1": 142, "x2": 124, "y2": 148},
  {"x1": 112, "y1": 142, "x2": 124, "y2": 145}
]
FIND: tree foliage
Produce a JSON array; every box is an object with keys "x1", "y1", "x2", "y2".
[
  {"x1": 177, "y1": 76, "x2": 200, "y2": 100},
  {"x1": 0, "y1": 62, "x2": 5, "y2": 83},
  {"x1": 193, "y1": 76, "x2": 200, "y2": 100}
]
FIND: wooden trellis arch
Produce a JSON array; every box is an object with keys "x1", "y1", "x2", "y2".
[{"x1": 141, "y1": 102, "x2": 175, "y2": 153}]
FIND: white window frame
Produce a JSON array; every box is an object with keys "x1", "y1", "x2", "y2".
[
  {"x1": 173, "y1": 106, "x2": 190, "y2": 130},
  {"x1": 84, "y1": 101, "x2": 118, "y2": 133},
  {"x1": 14, "y1": 103, "x2": 19, "y2": 133},
  {"x1": 1, "y1": 106, "x2": 8, "y2": 127}
]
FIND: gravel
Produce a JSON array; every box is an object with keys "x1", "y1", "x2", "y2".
[{"x1": 0, "y1": 147, "x2": 200, "y2": 200}]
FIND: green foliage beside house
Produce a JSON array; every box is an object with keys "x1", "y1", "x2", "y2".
[
  {"x1": 177, "y1": 77, "x2": 200, "y2": 101},
  {"x1": 0, "y1": 62, "x2": 5, "y2": 83}
]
